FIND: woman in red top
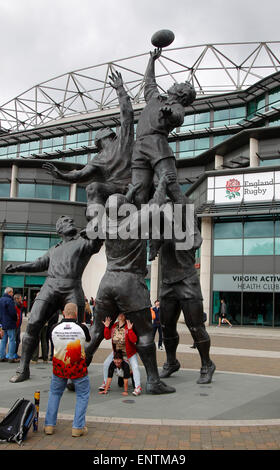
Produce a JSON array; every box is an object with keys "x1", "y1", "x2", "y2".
[{"x1": 99, "y1": 313, "x2": 142, "y2": 396}]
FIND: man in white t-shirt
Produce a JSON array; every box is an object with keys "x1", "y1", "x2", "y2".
[{"x1": 44, "y1": 303, "x2": 91, "y2": 438}]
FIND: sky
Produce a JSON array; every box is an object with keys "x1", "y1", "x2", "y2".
[{"x1": 0, "y1": 0, "x2": 280, "y2": 105}]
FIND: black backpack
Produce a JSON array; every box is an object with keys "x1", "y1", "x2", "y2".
[{"x1": 0, "y1": 398, "x2": 36, "y2": 445}]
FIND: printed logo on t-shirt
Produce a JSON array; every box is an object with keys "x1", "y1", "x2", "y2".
[{"x1": 52, "y1": 322, "x2": 88, "y2": 379}]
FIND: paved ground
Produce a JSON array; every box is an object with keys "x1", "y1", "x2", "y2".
[{"x1": 1, "y1": 319, "x2": 280, "y2": 451}]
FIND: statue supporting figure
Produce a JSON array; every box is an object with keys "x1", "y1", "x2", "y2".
[
  {"x1": 84, "y1": 175, "x2": 177, "y2": 394},
  {"x1": 6, "y1": 216, "x2": 102, "y2": 383},
  {"x1": 154, "y1": 204, "x2": 216, "y2": 384}
]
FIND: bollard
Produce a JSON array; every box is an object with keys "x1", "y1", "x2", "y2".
[{"x1": 33, "y1": 390, "x2": 40, "y2": 431}]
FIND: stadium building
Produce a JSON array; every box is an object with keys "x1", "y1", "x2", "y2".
[{"x1": 1, "y1": 41, "x2": 280, "y2": 327}]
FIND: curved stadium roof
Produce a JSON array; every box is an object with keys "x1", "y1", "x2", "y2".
[{"x1": 1, "y1": 41, "x2": 280, "y2": 132}]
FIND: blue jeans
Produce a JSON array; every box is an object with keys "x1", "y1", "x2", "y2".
[
  {"x1": 0, "y1": 329, "x2": 16, "y2": 359},
  {"x1": 45, "y1": 374, "x2": 90, "y2": 429}
]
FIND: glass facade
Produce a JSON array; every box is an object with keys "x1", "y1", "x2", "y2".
[
  {"x1": 0, "y1": 183, "x2": 10, "y2": 197},
  {"x1": 213, "y1": 106, "x2": 246, "y2": 127},
  {"x1": 180, "y1": 111, "x2": 210, "y2": 132},
  {"x1": 213, "y1": 219, "x2": 279, "y2": 256},
  {"x1": 178, "y1": 137, "x2": 210, "y2": 159},
  {"x1": 3, "y1": 233, "x2": 60, "y2": 262},
  {"x1": 212, "y1": 218, "x2": 280, "y2": 327},
  {"x1": 18, "y1": 183, "x2": 70, "y2": 200},
  {"x1": 76, "y1": 186, "x2": 87, "y2": 203}
]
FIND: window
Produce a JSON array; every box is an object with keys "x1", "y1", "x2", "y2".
[
  {"x1": 244, "y1": 220, "x2": 274, "y2": 237},
  {"x1": 3, "y1": 234, "x2": 60, "y2": 263},
  {"x1": 18, "y1": 183, "x2": 69, "y2": 200},
  {"x1": 180, "y1": 111, "x2": 210, "y2": 132},
  {"x1": 178, "y1": 137, "x2": 209, "y2": 159},
  {"x1": 0, "y1": 183, "x2": 10, "y2": 197},
  {"x1": 213, "y1": 134, "x2": 231, "y2": 146},
  {"x1": 19, "y1": 141, "x2": 40, "y2": 157},
  {"x1": 42, "y1": 136, "x2": 64, "y2": 153},
  {"x1": 18, "y1": 184, "x2": 35, "y2": 198},
  {"x1": 247, "y1": 95, "x2": 266, "y2": 119},
  {"x1": 64, "y1": 154, "x2": 89, "y2": 165},
  {"x1": 243, "y1": 238, "x2": 274, "y2": 256},
  {"x1": 52, "y1": 185, "x2": 69, "y2": 201},
  {"x1": 213, "y1": 106, "x2": 246, "y2": 128},
  {"x1": 76, "y1": 186, "x2": 87, "y2": 203},
  {"x1": 268, "y1": 88, "x2": 280, "y2": 111},
  {"x1": 214, "y1": 239, "x2": 242, "y2": 256},
  {"x1": 0, "y1": 145, "x2": 18, "y2": 159},
  {"x1": 1, "y1": 274, "x2": 24, "y2": 288},
  {"x1": 65, "y1": 132, "x2": 89, "y2": 149},
  {"x1": 214, "y1": 219, "x2": 280, "y2": 257},
  {"x1": 214, "y1": 222, "x2": 243, "y2": 239}
]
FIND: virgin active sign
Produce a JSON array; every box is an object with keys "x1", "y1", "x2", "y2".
[
  {"x1": 207, "y1": 171, "x2": 280, "y2": 203},
  {"x1": 213, "y1": 274, "x2": 280, "y2": 292}
]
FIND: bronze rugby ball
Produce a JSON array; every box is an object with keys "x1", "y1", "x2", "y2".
[{"x1": 151, "y1": 29, "x2": 175, "y2": 48}]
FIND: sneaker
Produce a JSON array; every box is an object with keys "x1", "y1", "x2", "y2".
[
  {"x1": 132, "y1": 386, "x2": 142, "y2": 396},
  {"x1": 98, "y1": 382, "x2": 110, "y2": 391},
  {"x1": 72, "y1": 426, "x2": 88, "y2": 437}
]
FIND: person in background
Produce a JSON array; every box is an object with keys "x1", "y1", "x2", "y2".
[
  {"x1": 84, "y1": 299, "x2": 92, "y2": 327},
  {"x1": 0, "y1": 287, "x2": 18, "y2": 363},
  {"x1": 89, "y1": 297, "x2": 95, "y2": 314},
  {"x1": 44, "y1": 303, "x2": 91, "y2": 437},
  {"x1": 22, "y1": 296, "x2": 28, "y2": 317},
  {"x1": 14, "y1": 293, "x2": 23, "y2": 359},
  {"x1": 47, "y1": 310, "x2": 60, "y2": 361},
  {"x1": 152, "y1": 300, "x2": 163, "y2": 350},
  {"x1": 31, "y1": 322, "x2": 49, "y2": 364},
  {"x1": 218, "y1": 299, "x2": 232, "y2": 328}
]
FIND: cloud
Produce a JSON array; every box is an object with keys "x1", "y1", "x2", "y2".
[{"x1": 0, "y1": 0, "x2": 279, "y2": 105}]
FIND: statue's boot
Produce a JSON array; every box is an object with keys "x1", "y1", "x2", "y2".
[
  {"x1": 9, "y1": 334, "x2": 34, "y2": 383},
  {"x1": 159, "y1": 335, "x2": 180, "y2": 378},
  {"x1": 10, "y1": 369, "x2": 30, "y2": 383},
  {"x1": 196, "y1": 361, "x2": 216, "y2": 384},
  {"x1": 136, "y1": 343, "x2": 176, "y2": 394},
  {"x1": 159, "y1": 359, "x2": 181, "y2": 379},
  {"x1": 146, "y1": 379, "x2": 175, "y2": 394}
]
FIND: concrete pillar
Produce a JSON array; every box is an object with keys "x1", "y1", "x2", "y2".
[
  {"x1": 70, "y1": 183, "x2": 77, "y2": 201},
  {"x1": 150, "y1": 256, "x2": 159, "y2": 304},
  {"x1": 249, "y1": 138, "x2": 259, "y2": 167},
  {"x1": 200, "y1": 217, "x2": 212, "y2": 326},
  {"x1": 215, "y1": 154, "x2": 223, "y2": 170},
  {"x1": 10, "y1": 164, "x2": 18, "y2": 198}
]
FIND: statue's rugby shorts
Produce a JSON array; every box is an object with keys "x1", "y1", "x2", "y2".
[{"x1": 95, "y1": 271, "x2": 151, "y2": 316}]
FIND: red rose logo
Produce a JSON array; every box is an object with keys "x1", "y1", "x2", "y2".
[{"x1": 225, "y1": 178, "x2": 241, "y2": 199}]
